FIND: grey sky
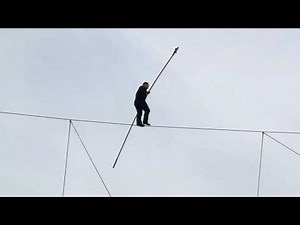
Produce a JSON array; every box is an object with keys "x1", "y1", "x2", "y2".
[{"x1": 1, "y1": 29, "x2": 300, "y2": 196}]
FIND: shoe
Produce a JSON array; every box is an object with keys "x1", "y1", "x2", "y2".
[
  {"x1": 143, "y1": 123, "x2": 151, "y2": 126},
  {"x1": 137, "y1": 124, "x2": 145, "y2": 127}
]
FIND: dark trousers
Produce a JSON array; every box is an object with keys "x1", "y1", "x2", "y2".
[{"x1": 134, "y1": 102, "x2": 150, "y2": 125}]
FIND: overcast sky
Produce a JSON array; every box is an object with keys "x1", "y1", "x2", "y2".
[{"x1": 1, "y1": 29, "x2": 300, "y2": 196}]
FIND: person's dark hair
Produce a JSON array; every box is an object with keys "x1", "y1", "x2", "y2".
[{"x1": 143, "y1": 82, "x2": 149, "y2": 85}]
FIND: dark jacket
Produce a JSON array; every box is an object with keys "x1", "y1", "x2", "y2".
[{"x1": 134, "y1": 86, "x2": 148, "y2": 105}]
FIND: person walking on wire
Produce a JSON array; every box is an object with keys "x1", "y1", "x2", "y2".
[{"x1": 134, "y1": 82, "x2": 151, "y2": 127}]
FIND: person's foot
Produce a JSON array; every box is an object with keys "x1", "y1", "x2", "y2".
[
  {"x1": 137, "y1": 123, "x2": 145, "y2": 127},
  {"x1": 143, "y1": 122, "x2": 151, "y2": 126}
]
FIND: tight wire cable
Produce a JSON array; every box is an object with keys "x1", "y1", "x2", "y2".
[
  {"x1": 3, "y1": 110, "x2": 300, "y2": 196},
  {"x1": 1, "y1": 110, "x2": 300, "y2": 134}
]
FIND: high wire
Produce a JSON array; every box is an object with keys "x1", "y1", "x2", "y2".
[
  {"x1": 1, "y1": 110, "x2": 300, "y2": 134},
  {"x1": 2, "y1": 109, "x2": 300, "y2": 196}
]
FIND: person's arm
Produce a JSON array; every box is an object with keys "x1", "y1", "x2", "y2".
[{"x1": 145, "y1": 89, "x2": 150, "y2": 100}]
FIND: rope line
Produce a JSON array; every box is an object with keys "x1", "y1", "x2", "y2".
[{"x1": 1, "y1": 110, "x2": 300, "y2": 134}]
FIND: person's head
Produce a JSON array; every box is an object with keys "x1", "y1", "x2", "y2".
[{"x1": 143, "y1": 82, "x2": 149, "y2": 89}]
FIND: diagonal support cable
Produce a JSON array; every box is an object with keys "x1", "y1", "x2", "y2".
[
  {"x1": 265, "y1": 133, "x2": 300, "y2": 157},
  {"x1": 71, "y1": 121, "x2": 112, "y2": 197}
]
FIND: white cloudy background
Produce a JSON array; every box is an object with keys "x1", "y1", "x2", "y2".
[{"x1": 0, "y1": 29, "x2": 300, "y2": 196}]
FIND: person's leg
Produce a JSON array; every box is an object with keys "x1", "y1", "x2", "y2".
[
  {"x1": 135, "y1": 105, "x2": 144, "y2": 126},
  {"x1": 142, "y1": 103, "x2": 150, "y2": 125}
]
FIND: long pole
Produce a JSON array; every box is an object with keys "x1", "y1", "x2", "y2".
[{"x1": 112, "y1": 47, "x2": 179, "y2": 168}]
